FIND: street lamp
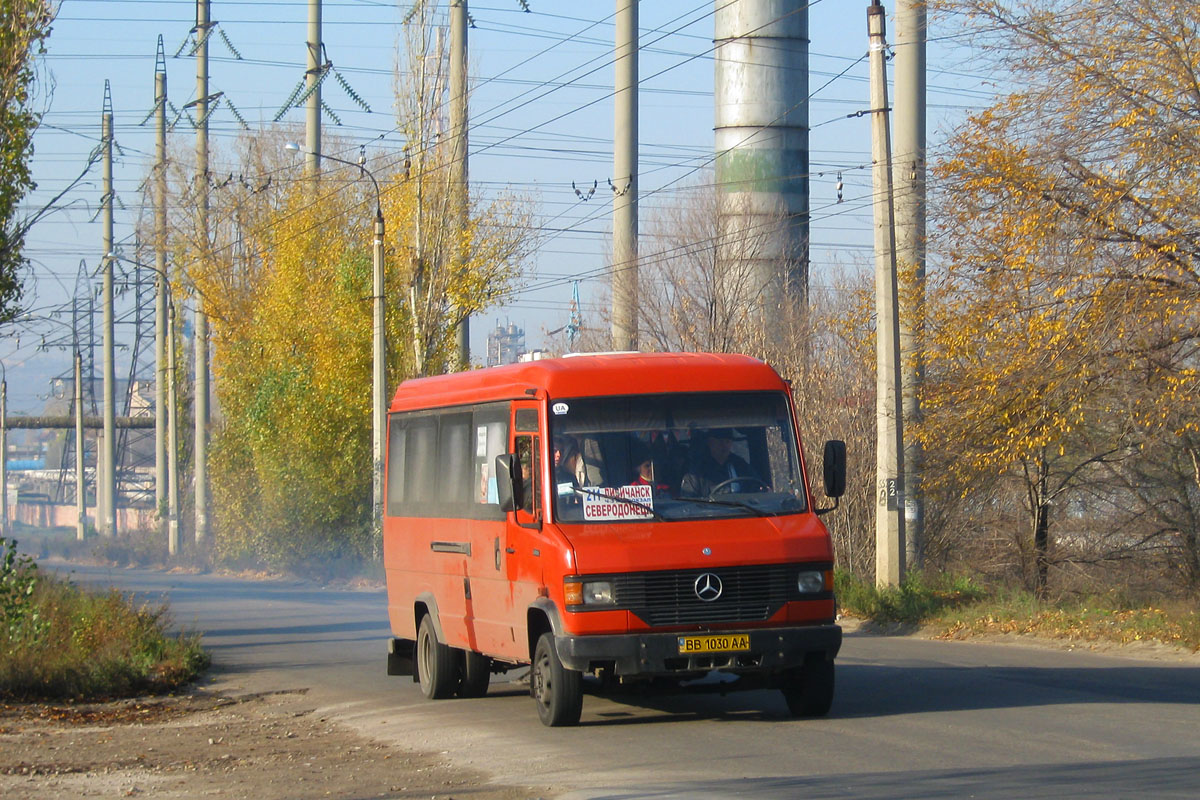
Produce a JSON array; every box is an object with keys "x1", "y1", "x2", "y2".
[{"x1": 285, "y1": 143, "x2": 387, "y2": 540}]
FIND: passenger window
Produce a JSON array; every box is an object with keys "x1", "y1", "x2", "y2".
[
  {"x1": 437, "y1": 413, "x2": 472, "y2": 503},
  {"x1": 385, "y1": 416, "x2": 406, "y2": 514},
  {"x1": 404, "y1": 416, "x2": 437, "y2": 504},
  {"x1": 473, "y1": 409, "x2": 508, "y2": 508}
]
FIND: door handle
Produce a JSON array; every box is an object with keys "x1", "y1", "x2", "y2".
[
  {"x1": 494, "y1": 536, "x2": 502, "y2": 570},
  {"x1": 506, "y1": 547, "x2": 516, "y2": 554}
]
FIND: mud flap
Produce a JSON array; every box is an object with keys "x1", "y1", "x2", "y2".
[{"x1": 387, "y1": 637, "x2": 415, "y2": 676}]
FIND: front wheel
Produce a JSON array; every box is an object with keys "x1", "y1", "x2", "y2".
[
  {"x1": 782, "y1": 656, "x2": 835, "y2": 717},
  {"x1": 417, "y1": 615, "x2": 457, "y2": 700},
  {"x1": 531, "y1": 633, "x2": 583, "y2": 727}
]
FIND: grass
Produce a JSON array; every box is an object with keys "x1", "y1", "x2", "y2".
[
  {"x1": 836, "y1": 570, "x2": 1200, "y2": 653},
  {"x1": 1, "y1": 538, "x2": 210, "y2": 700}
]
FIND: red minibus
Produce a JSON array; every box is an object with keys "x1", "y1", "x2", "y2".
[{"x1": 384, "y1": 352, "x2": 845, "y2": 726}]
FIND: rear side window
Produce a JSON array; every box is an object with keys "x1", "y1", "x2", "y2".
[{"x1": 386, "y1": 402, "x2": 510, "y2": 520}]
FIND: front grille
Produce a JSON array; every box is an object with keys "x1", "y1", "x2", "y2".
[{"x1": 608, "y1": 563, "x2": 799, "y2": 627}]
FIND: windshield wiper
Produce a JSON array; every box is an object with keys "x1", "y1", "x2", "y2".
[
  {"x1": 675, "y1": 495, "x2": 771, "y2": 517},
  {"x1": 567, "y1": 485, "x2": 669, "y2": 522}
]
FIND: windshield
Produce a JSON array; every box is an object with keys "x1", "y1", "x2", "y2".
[{"x1": 549, "y1": 391, "x2": 807, "y2": 523}]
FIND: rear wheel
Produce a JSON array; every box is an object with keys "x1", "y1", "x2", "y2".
[
  {"x1": 417, "y1": 615, "x2": 457, "y2": 699},
  {"x1": 458, "y1": 650, "x2": 492, "y2": 698},
  {"x1": 531, "y1": 632, "x2": 583, "y2": 727},
  {"x1": 782, "y1": 656, "x2": 835, "y2": 717}
]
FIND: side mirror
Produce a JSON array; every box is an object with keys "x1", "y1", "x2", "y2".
[
  {"x1": 815, "y1": 440, "x2": 846, "y2": 516},
  {"x1": 495, "y1": 453, "x2": 522, "y2": 513},
  {"x1": 823, "y1": 440, "x2": 846, "y2": 498}
]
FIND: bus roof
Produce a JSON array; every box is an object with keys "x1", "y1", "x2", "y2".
[{"x1": 389, "y1": 352, "x2": 785, "y2": 412}]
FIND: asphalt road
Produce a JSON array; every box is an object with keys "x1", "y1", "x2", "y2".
[{"x1": 48, "y1": 561, "x2": 1200, "y2": 799}]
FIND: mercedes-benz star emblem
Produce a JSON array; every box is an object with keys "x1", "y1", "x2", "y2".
[{"x1": 694, "y1": 573, "x2": 723, "y2": 602}]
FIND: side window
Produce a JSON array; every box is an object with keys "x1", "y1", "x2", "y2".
[
  {"x1": 404, "y1": 416, "x2": 437, "y2": 505},
  {"x1": 386, "y1": 402, "x2": 511, "y2": 519},
  {"x1": 473, "y1": 405, "x2": 509, "y2": 517},
  {"x1": 437, "y1": 413, "x2": 472, "y2": 504},
  {"x1": 385, "y1": 415, "x2": 406, "y2": 515},
  {"x1": 515, "y1": 435, "x2": 539, "y2": 516}
]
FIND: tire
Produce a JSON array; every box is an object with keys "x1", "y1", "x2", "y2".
[
  {"x1": 782, "y1": 656, "x2": 835, "y2": 717},
  {"x1": 458, "y1": 650, "x2": 492, "y2": 698},
  {"x1": 417, "y1": 615, "x2": 458, "y2": 700},
  {"x1": 531, "y1": 632, "x2": 583, "y2": 727}
]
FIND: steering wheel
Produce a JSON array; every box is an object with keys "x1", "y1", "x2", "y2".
[{"x1": 708, "y1": 476, "x2": 769, "y2": 496}]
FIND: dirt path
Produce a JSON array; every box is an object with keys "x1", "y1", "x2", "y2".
[{"x1": 0, "y1": 689, "x2": 552, "y2": 800}]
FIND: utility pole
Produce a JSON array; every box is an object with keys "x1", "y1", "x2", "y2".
[
  {"x1": 167, "y1": 304, "x2": 180, "y2": 555},
  {"x1": 372, "y1": 198, "x2": 385, "y2": 548},
  {"x1": 868, "y1": 1, "x2": 906, "y2": 588},
  {"x1": 450, "y1": 0, "x2": 470, "y2": 369},
  {"x1": 611, "y1": 0, "x2": 638, "y2": 352},
  {"x1": 154, "y1": 37, "x2": 169, "y2": 542},
  {"x1": 194, "y1": 0, "x2": 211, "y2": 544},
  {"x1": 894, "y1": 0, "x2": 927, "y2": 570},
  {"x1": 101, "y1": 81, "x2": 117, "y2": 537},
  {"x1": 306, "y1": 0, "x2": 322, "y2": 177},
  {"x1": 614, "y1": 0, "x2": 643, "y2": 352},
  {"x1": 75, "y1": 352, "x2": 86, "y2": 540},
  {"x1": 87, "y1": 292, "x2": 97, "y2": 414},
  {"x1": 409, "y1": 10, "x2": 428, "y2": 377}
]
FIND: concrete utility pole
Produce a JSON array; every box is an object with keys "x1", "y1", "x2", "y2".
[
  {"x1": 409, "y1": 13, "x2": 428, "y2": 377},
  {"x1": 101, "y1": 82, "x2": 117, "y2": 537},
  {"x1": 868, "y1": 1, "x2": 906, "y2": 588},
  {"x1": 611, "y1": 0, "x2": 638, "y2": 352},
  {"x1": 714, "y1": 0, "x2": 810, "y2": 306},
  {"x1": 75, "y1": 353, "x2": 86, "y2": 540},
  {"x1": 372, "y1": 195, "x2": 385, "y2": 543},
  {"x1": 1, "y1": 379, "x2": 7, "y2": 536},
  {"x1": 154, "y1": 38, "x2": 169, "y2": 540},
  {"x1": 306, "y1": 0, "x2": 322, "y2": 177},
  {"x1": 167, "y1": 304, "x2": 180, "y2": 555},
  {"x1": 450, "y1": 0, "x2": 470, "y2": 368},
  {"x1": 194, "y1": 0, "x2": 211, "y2": 544},
  {"x1": 894, "y1": 0, "x2": 927, "y2": 570}
]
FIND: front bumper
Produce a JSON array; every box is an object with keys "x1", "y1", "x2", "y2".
[{"x1": 555, "y1": 623, "x2": 842, "y2": 677}]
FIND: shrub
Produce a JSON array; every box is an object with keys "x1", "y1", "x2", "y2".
[{"x1": 0, "y1": 540, "x2": 209, "y2": 700}]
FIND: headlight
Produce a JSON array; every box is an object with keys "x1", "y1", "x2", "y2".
[
  {"x1": 796, "y1": 570, "x2": 825, "y2": 594},
  {"x1": 582, "y1": 580, "x2": 614, "y2": 605},
  {"x1": 564, "y1": 579, "x2": 616, "y2": 606}
]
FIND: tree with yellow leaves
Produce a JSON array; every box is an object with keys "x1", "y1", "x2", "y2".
[
  {"x1": 926, "y1": 0, "x2": 1200, "y2": 593},
  {"x1": 156, "y1": 109, "x2": 534, "y2": 567},
  {"x1": 393, "y1": 6, "x2": 536, "y2": 377}
]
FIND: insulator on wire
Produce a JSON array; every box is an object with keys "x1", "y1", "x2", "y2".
[
  {"x1": 573, "y1": 180, "x2": 597, "y2": 201},
  {"x1": 836, "y1": 172, "x2": 844, "y2": 203}
]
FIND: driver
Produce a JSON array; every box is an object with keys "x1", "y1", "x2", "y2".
[{"x1": 680, "y1": 428, "x2": 758, "y2": 497}]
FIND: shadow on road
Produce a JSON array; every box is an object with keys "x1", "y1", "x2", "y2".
[
  {"x1": 560, "y1": 656, "x2": 1200, "y2": 725},
  {"x1": 574, "y1": 756, "x2": 1200, "y2": 799}
]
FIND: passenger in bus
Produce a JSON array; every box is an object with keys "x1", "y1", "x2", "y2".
[
  {"x1": 630, "y1": 441, "x2": 669, "y2": 494},
  {"x1": 680, "y1": 427, "x2": 759, "y2": 496},
  {"x1": 554, "y1": 436, "x2": 583, "y2": 500}
]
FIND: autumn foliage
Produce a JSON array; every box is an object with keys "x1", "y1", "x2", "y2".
[
  {"x1": 158, "y1": 129, "x2": 533, "y2": 570},
  {"x1": 922, "y1": 0, "x2": 1200, "y2": 594}
]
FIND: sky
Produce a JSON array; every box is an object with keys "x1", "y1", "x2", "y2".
[{"x1": 2, "y1": 0, "x2": 996, "y2": 416}]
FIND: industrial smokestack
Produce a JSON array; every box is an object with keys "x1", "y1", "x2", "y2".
[{"x1": 714, "y1": 0, "x2": 809, "y2": 310}]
